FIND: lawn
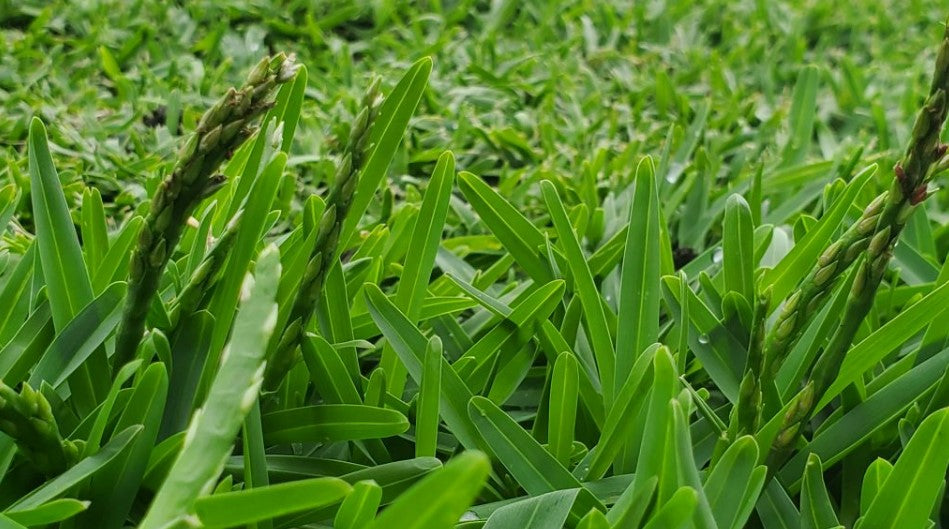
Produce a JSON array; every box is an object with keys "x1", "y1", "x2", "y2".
[{"x1": 1, "y1": 1, "x2": 949, "y2": 528}]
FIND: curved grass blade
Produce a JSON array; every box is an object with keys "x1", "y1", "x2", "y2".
[
  {"x1": 139, "y1": 245, "x2": 280, "y2": 529},
  {"x1": 549, "y1": 352, "x2": 579, "y2": 467},
  {"x1": 859, "y1": 458, "x2": 892, "y2": 516},
  {"x1": 541, "y1": 179, "x2": 616, "y2": 405},
  {"x1": 800, "y1": 454, "x2": 839, "y2": 529},
  {"x1": 606, "y1": 475, "x2": 657, "y2": 529},
  {"x1": 468, "y1": 396, "x2": 605, "y2": 518},
  {"x1": 5, "y1": 498, "x2": 88, "y2": 527},
  {"x1": 458, "y1": 171, "x2": 550, "y2": 283},
  {"x1": 616, "y1": 157, "x2": 661, "y2": 389},
  {"x1": 261, "y1": 405, "x2": 409, "y2": 444},
  {"x1": 859, "y1": 408, "x2": 949, "y2": 529},
  {"x1": 334, "y1": 481, "x2": 382, "y2": 529},
  {"x1": 301, "y1": 334, "x2": 362, "y2": 405},
  {"x1": 10, "y1": 426, "x2": 141, "y2": 512},
  {"x1": 704, "y1": 436, "x2": 766, "y2": 529},
  {"x1": 27, "y1": 118, "x2": 94, "y2": 329},
  {"x1": 28, "y1": 282, "x2": 126, "y2": 389},
  {"x1": 194, "y1": 477, "x2": 351, "y2": 528},
  {"x1": 340, "y1": 57, "x2": 433, "y2": 249},
  {"x1": 416, "y1": 336, "x2": 443, "y2": 458},
  {"x1": 483, "y1": 489, "x2": 580, "y2": 529},
  {"x1": 382, "y1": 151, "x2": 455, "y2": 395},
  {"x1": 365, "y1": 451, "x2": 489, "y2": 529},
  {"x1": 365, "y1": 284, "x2": 483, "y2": 450},
  {"x1": 642, "y1": 486, "x2": 698, "y2": 529}
]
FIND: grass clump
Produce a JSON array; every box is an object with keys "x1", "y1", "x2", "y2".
[{"x1": 0, "y1": 3, "x2": 949, "y2": 529}]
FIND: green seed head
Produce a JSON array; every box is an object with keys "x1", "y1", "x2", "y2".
[
  {"x1": 318, "y1": 205, "x2": 338, "y2": 239},
  {"x1": 246, "y1": 56, "x2": 272, "y2": 85},
  {"x1": 782, "y1": 290, "x2": 801, "y2": 314},
  {"x1": 153, "y1": 205, "x2": 173, "y2": 233},
  {"x1": 863, "y1": 193, "x2": 885, "y2": 218},
  {"x1": 813, "y1": 261, "x2": 837, "y2": 287},
  {"x1": 199, "y1": 124, "x2": 223, "y2": 154},
  {"x1": 818, "y1": 240, "x2": 842, "y2": 266},
  {"x1": 868, "y1": 226, "x2": 892, "y2": 257},
  {"x1": 178, "y1": 133, "x2": 200, "y2": 161},
  {"x1": 775, "y1": 311, "x2": 797, "y2": 340},
  {"x1": 857, "y1": 214, "x2": 879, "y2": 235},
  {"x1": 851, "y1": 260, "x2": 869, "y2": 297},
  {"x1": 149, "y1": 239, "x2": 167, "y2": 267}
]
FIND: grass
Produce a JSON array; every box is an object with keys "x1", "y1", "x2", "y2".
[{"x1": 2, "y1": 1, "x2": 949, "y2": 528}]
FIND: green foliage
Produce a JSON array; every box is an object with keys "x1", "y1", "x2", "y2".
[{"x1": 1, "y1": 2, "x2": 949, "y2": 528}]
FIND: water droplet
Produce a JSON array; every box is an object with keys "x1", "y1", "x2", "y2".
[
  {"x1": 712, "y1": 247, "x2": 723, "y2": 264},
  {"x1": 698, "y1": 334, "x2": 709, "y2": 344}
]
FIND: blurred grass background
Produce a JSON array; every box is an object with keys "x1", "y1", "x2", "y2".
[{"x1": 2, "y1": 0, "x2": 947, "y2": 255}]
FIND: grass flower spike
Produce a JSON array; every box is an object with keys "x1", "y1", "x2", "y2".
[
  {"x1": 263, "y1": 78, "x2": 382, "y2": 390},
  {"x1": 114, "y1": 53, "x2": 299, "y2": 367}
]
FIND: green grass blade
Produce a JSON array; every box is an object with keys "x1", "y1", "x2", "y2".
[
  {"x1": 0, "y1": 184, "x2": 20, "y2": 235},
  {"x1": 800, "y1": 454, "x2": 839, "y2": 529},
  {"x1": 468, "y1": 395, "x2": 605, "y2": 518},
  {"x1": 458, "y1": 171, "x2": 551, "y2": 283},
  {"x1": 549, "y1": 351, "x2": 579, "y2": 467},
  {"x1": 139, "y1": 245, "x2": 280, "y2": 529},
  {"x1": 27, "y1": 282, "x2": 126, "y2": 388},
  {"x1": 334, "y1": 480, "x2": 382, "y2": 529},
  {"x1": 194, "y1": 478, "x2": 351, "y2": 528},
  {"x1": 483, "y1": 489, "x2": 580, "y2": 529},
  {"x1": 583, "y1": 345, "x2": 657, "y2": 480},
  {"x1": 80, "y1": 188, "x2": 108, "y2": 275},
  {"x1": 722, "y1": 194, "x2": 755, "y2": 303},
  {"x1": 365, "y1": 451, "x2": 489, "y2": 529},
  {"x1": 704, "y1": 436, "x2": 766, "y2": 529},
  {"x1": 301, "y1": 334, "x2": 362, "y2": 405},
  {"x1": 758, "y1": 164, "x2": 875, "y2": 307},
  {"x1": 340, "y1": 57, "x2": 433, "y2": 250},
  {"x1": 0, "y1": 244, "x2": 36, "y2": 345},
  {"x1": 818, "y1": 280, "x2": 949, "y2": 408},
  {"x1": 27, "y1": 118, "x2": 94, "y2": 329},
  {"x1": 541, "y1": 179, "x2": 616, "y2": 405},
  {"x1": 10, "y1": 426, "x2": 141, "y2": 512},
  {"x1": 416, "y1": 336, "x2": 443, "y2": 458},
  {"x1": 642, "y1": 486, "x2": 698, "y2": 529},
  {"x1": 365, "y1": 284, "x2": 483, "y2": 450},
  {"x1": 261, "y1": 404, "x2": 409, "y2": 444},
  {"x1": 382, "y1": 150, "x2": 455, "y2": 395},
  {"x1": 860, "y1": 459, "x2": 893, "y2": 516},
  {"x1": 5, "y1": 498, "x2": 88, "y2": 527},
  {"x1": 79, "y1": 362, "x2": 168, "y2": 529},
  {"x1": 615, "y1": 157, "x2": 661, "y2": 389},
  {"x1": 633, "y1": 346, "x2": 677, "y2": 502},
  {"x1": 781, "y1": 65, "x2": 820, "y2": 166},
  {"x1": 202, "y1": 154, "x2": 285, "y2": 394},
  {"x1": 859, "y1": 408, "x2": 949, "y2": 529}
]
